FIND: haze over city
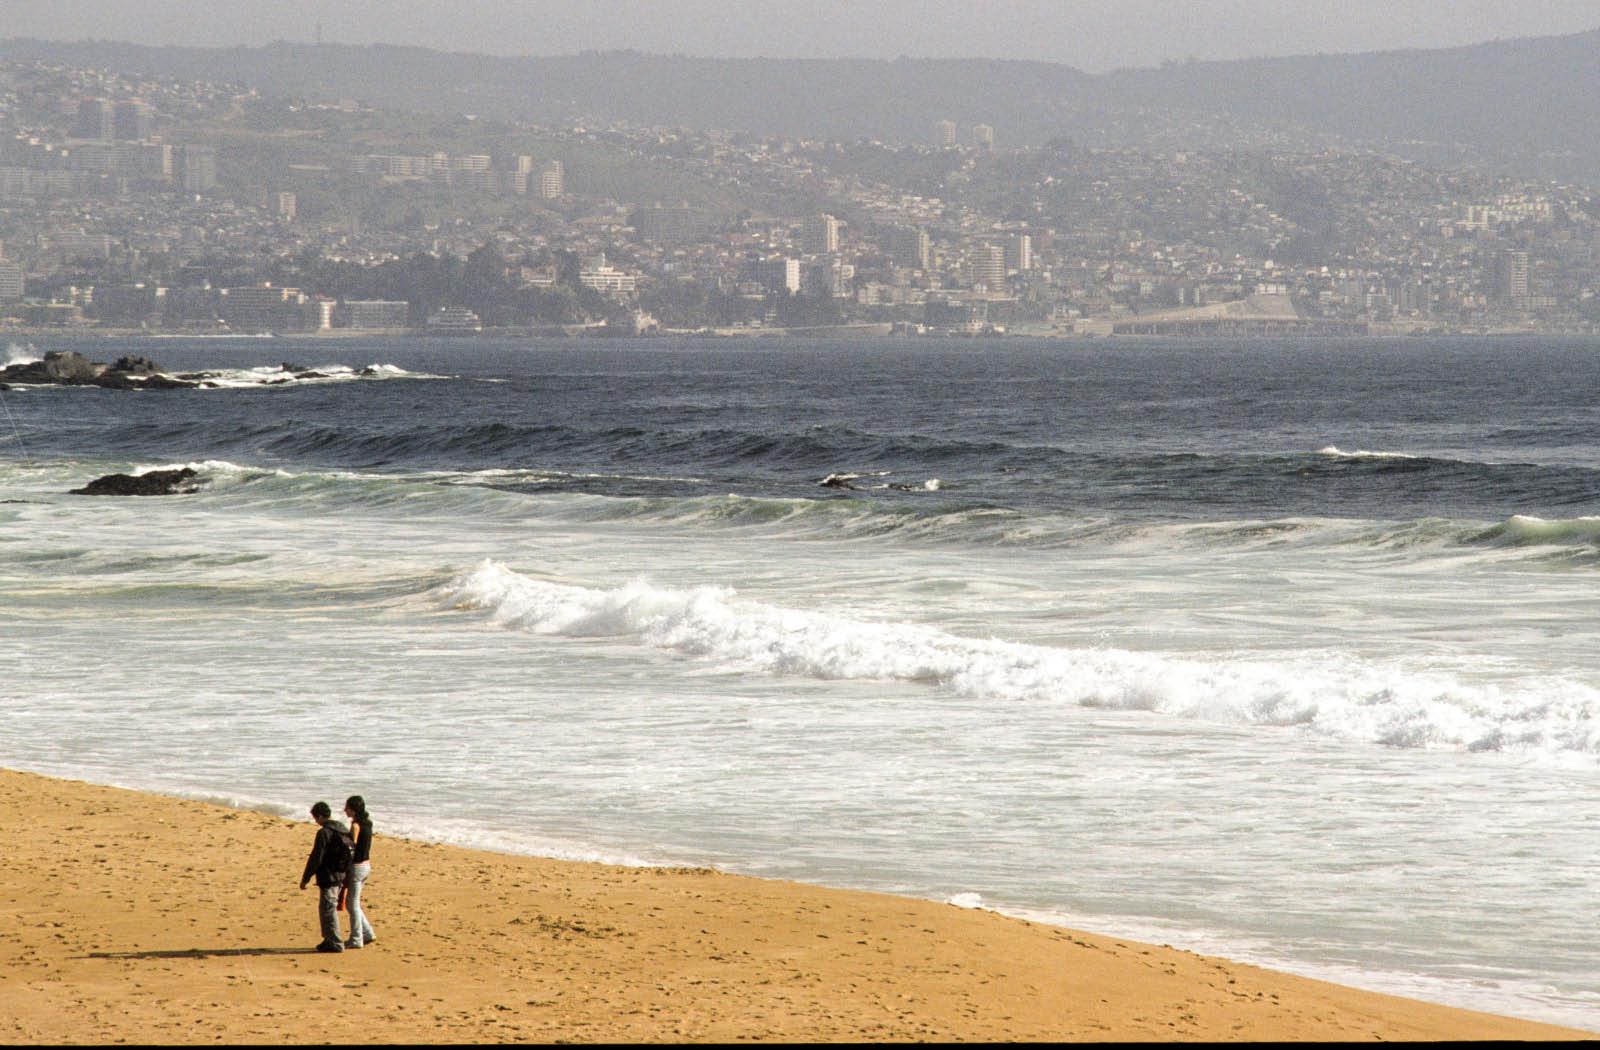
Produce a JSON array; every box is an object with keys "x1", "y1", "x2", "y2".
[{"x1": 7, "y1": 0, "x2": 1600, "y2": 69}]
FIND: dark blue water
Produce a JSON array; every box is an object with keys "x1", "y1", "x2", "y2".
[{"x1": 7, "y1": 335, "x2": 1600, "y2": 522}]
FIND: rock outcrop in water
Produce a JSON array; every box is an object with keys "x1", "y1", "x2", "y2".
[
  {"x1": 2, "y1": 353, "x2": 400, "y2": 390},
  {"x1": 69, "y1": 467, "x2": 202, "y2": 496},
  {"x1": 0, "y1": 350, "x2": 200, "y2": 390}
]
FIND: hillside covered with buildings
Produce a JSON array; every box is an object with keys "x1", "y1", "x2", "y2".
[{"x1": 1, "y1": 42, "x2": 1597, "y2": 338}]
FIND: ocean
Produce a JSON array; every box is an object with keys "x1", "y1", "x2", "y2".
[{"x1": 2, "y1": 334, "x2": 1597, "y2": 1028}]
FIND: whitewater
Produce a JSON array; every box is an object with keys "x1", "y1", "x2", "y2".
[{"x1": 1, "y1": 334, "x2": 1597, "y2": 1029}]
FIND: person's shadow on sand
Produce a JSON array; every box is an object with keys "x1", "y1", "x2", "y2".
[{"x1": 86, "y1": 947, "x2": 318, "y2": 959}]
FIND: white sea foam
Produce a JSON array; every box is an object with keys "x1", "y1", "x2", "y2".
[
  {"x1": 142, "y1": 458, "x2": 279, "y2": 475},
  {"x1": 819, "y1": 470, "x2": 890, "y2": 487},
  {"x1": 188, "y1": 362, "x2": 442, "y2": 388},
  {"x1": 4, "y1": 341, "x2": 41, "y2": 367},
  {"x1": 377, "y1": 816, "x2": 671, "y2": 869},
  {"x1": 1318, "y1": 445, "x2": 1420, "y2": 460},
  {"x1": 434, "y1": 467, "x2": 710, "y2": 486},
  {"x1": 437, "y1": 560, "x2": 1600, "y2": 761}
]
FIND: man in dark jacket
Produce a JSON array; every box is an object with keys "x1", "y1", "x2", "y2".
[{"x1": 299, "y1": 801, "x2": 350, "y2": 952}]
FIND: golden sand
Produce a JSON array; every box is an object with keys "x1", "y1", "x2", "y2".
[{"x1": 0, "y1": 768, "x2": 1585, "y2": 1042}]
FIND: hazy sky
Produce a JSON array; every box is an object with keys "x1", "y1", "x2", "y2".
[{"x1": 7, "y1": 0, "x2": 1600, "y2": 71}]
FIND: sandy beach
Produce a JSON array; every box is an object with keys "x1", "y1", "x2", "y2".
[{"x1": 0, "y1": 768, "x2": 1585, "y2": 1043}]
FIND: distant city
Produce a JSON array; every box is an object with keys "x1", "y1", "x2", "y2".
[{"x1": 1, "y1": 52, "x2": 1596, "y2": 338}]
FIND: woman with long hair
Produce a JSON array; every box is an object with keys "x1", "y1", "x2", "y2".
[{"x1": 342, "y1": 795, "x2": 377, "y2": 948}]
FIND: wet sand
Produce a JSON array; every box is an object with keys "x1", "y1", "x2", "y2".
[{"x1": 0, "y1": 768, "x2": 1585, "y2": 1042}]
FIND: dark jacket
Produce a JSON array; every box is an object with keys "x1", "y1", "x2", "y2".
[
  {"x1": 301, "y1": 819, "x2": 350, "y2": 888},
  {"x1": 351, "y1": 819, "x2": 374, "y2": 865}
]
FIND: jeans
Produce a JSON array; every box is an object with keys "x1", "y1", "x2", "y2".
[
  {"x1": 345, "y1": 861, "x2": 375, "y2": 947},
  {"x1": 318, "y1": 882, "x2": 343, "y2": 948}
]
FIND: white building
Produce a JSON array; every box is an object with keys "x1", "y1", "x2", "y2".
[
  {"x1": 341, "y1": 299, "x2": 410, "y2": 329},
  {"x1": 0, "y1": 260, "x2": 24, "y2": 302},
  {"x1": 1007, "y1": 233, "x2": 1033, "y2": 272},
  {"x1": 969, "y1": 244, "x2": 1006, "y2": 293},
  {"x1": 578, "y1": 262, "x2": 639, "y2": 296},
  {"x1": 539, "y1": 161, "x2": 564, "y2": 199},
  {"x1": 425, "y1": 306, "x2": 483, "y2": 333}
]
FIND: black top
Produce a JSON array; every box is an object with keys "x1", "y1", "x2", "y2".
[
  {"x1": 301, "y1": 819, "x2": 350, "y2": 888},
  {"x1": 351, "y1": 818, "x2": 374, "y2": 865}
]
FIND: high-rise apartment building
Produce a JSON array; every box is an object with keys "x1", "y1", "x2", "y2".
[
  {"x1": 804, "y1": 257, "x2": 854, "y2": 298},
  {"x1": 1498, "y1": 250, "x2": 1529, "y2": 302},
  {"x1": 0, "y1": 259, "x2": 24, "y2": 302},
  {"x1": 891, "y1": 226, "x2": 931, "y2": 271},
  {"x1": 178, "y1": 145, "x2": 218, "y2": 192},
  {"x1": 275, "y1": 191, "x2": 297, "y2": 222},
  {"x1": 72, "y1": 98, "x2": 115, "y2": 141},
  {"x1": 539, "y1": 160, "x2": 564, "y2": 199},
  {"x1": 1007, "y1": 233, "x2": 1033, "y2": 272},
  {"x1": 505, "y1": 155, "x2": 535, "y2": 194},
  {"x1": 972, "y1": 123, "x2": 995, "y2": 150},
  {"x1": 970, "y1": 243, "x2": 1006, "y2": 292},
  {"x1": 935, "y1": 119, "x2": 957, "y2": 147},
  {"x1": 809, "y1": 213, "x2": 841, "y2": 254},
  {"x1": 114, "y1": 100, "x2": 153, "y2": 141},
  {"x1": 753, "y1": 257, "x2": 801, "y2": 295},
  {"x1": 137, "y1": 142, "x2": 173, "y2": 180}
]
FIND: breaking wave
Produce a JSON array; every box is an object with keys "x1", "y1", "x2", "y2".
[
  {"x1": 1470, "y1": 514, "x2": 1600, "y2": 549},
  {"x1": 1318, "y1": 445, "x2": 1420, "y2": 461},
  {"x1": 436, "y1": 560, "x2": 1600, "y2": 761},
  {"x1": 175, "y1": 362, "x2": 441, "y2": 388}
]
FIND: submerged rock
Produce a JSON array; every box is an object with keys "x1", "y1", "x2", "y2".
[
  {"x1": 140, "y1": 373, "x2": 200, "y2": 390},
  {"x1": 70, "y1": 467, "x2": 202, "y2": 496}
]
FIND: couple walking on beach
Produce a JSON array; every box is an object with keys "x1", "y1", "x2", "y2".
[{"x1": 299, "y1": 795, "x2": 377, "y2": 953}]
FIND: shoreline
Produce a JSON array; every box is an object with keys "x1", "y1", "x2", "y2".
[
  {"x1": 5, "y1": 325, "x2": 1599, "y2": 341},
  {"x1": 0, "y1": 767, "x2": 1587, "y2": 1043}
]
